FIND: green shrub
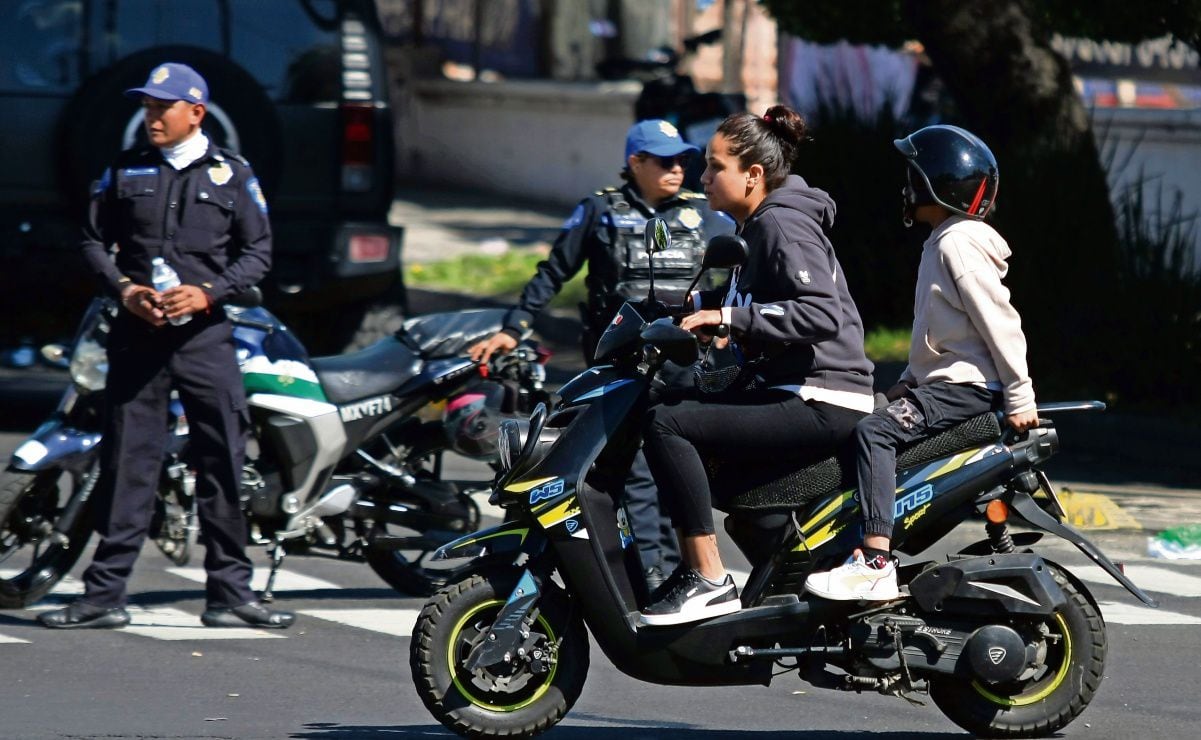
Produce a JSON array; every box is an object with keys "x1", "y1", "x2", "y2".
[
  {"x1": 405, "y1": 249, "x2": 588, "y2": 310},
  {"x1": 1107, "y1": 176, "x2": 1201, "y2": 409}
]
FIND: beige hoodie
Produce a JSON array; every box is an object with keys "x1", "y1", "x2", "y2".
[{"x1": 900, "y1": 216, "x2": 1036, "y2": 415}]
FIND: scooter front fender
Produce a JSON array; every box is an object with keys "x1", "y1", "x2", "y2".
[
  {"x1": 432, "y1": 519, "x2": 535, "y2": 563},
  {"x1": 9, "y1": 418, "x2": 101, "y2": 473}
]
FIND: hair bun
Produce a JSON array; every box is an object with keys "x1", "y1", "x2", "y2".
[{"x1": 762, "y1": 105, "x2": 808, "y2": 147}]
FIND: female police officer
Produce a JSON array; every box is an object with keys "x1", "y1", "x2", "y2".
[
  {"x1": 40, "y1": 63, "x2": 293, "y2": 629},
  {"x1": 469, "y1": 119, "x2": 734, "y2": 591}
]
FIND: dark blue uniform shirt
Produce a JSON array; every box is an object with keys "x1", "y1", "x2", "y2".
[{"x1": 82, "y1": 141, "x2": 272, "y2": 303}]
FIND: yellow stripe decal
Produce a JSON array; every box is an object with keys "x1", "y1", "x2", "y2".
[
  {"x1": 504, "y1": 476, "x2": 556, "y2": 493},
  {"x1": 800, "y1": 491, "x2": 855, "y2": 533},
  {"x1": 537, "y1": 498, "x2": 580, "y2": 528},
  {"x1": 928, "y1": 450, "x2": 977, "y2": 480}
]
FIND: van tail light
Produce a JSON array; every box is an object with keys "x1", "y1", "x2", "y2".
[{"x1": 340, "y1": 102, "x2": 375, "y2": 192}]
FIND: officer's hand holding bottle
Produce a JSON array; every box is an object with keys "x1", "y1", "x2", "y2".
[
  {"x1": 120, "y1": 284, "x2": 167, "y2": 326},
  {"x1": 160, "y1": 285, "x2": 210, "y2": 323}
]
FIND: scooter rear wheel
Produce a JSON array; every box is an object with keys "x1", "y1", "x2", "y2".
[
  {"x1": 410, "y1": 569, "x2": 588, "y2": 738},
  {"x1": 929, "y1": 562, "x2": 1107, "y2": 737}
]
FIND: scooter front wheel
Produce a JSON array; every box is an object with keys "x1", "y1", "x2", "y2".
[
  {"x1": 410, "y1": 569, "x2": 588, "y2": 739},
  {"x1": 0, "y1": 465, "x2": 96, "y2": 608}
]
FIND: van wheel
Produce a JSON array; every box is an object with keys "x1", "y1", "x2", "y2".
[{"x1": 57, "y1": 45, "x2": 281, "y2": 207}]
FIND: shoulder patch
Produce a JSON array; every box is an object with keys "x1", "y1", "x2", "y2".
[
  {"x1": 246, "y1": 177, "x2": 268, "y2": 214},
  {"x1": 92, "y1": 168, "x2": 112, "y2": 197},
  {"x1": 562, "y1": 204, "x2": 586, "y2": 229}
]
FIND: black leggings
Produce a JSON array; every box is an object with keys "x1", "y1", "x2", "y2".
[{"x1": 642, "y1": 389, "x2": 867, "y2": 536}]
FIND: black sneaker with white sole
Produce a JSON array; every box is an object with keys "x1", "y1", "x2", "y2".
[{"x1": 639, "y1": 569, "x2": 740, "y2": 626}]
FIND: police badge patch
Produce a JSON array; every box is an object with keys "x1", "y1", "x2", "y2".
[
  {"x1": 657, "y1": 121, "x2": 681, "y2": 139},
  {"x1": 678, "y1": 207, "x2": 702, "y2": 229},
  {"x1": 152, "y1": 66, "x2": 170, "y2": 84},
  {"x1": 247, "y1": 177, "x2": 268, "y2": 213},
  {"x1": 208, "y1": 162, "x2": 233, "y2": 186}
]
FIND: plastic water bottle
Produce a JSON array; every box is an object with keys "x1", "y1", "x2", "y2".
[{"x1": 150, "y1": 257, "x2": 191, "y2": 326}]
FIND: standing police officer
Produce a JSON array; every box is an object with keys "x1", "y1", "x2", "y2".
[
  {"x1": 469, "y1": 120, "x2": 733, "y2": 590},
  {"x1": 41, "y1": 63, "x2": 292, "y2": 629}
]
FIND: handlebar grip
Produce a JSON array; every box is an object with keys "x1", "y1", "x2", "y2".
[{"x1": 714, "y1": 323, "x2": 730, "y2": 339}]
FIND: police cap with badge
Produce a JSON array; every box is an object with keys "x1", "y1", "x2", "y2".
[{"x1": 124, "y1": 62, "x2": 209, "y2": 104}]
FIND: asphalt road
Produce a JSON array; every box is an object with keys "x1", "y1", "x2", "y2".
[{"x1": 1, "y1": 430, "x2": 1200, "y2": 739}]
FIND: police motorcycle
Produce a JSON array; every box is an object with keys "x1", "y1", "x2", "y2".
[
  {"x1": 0, "y1": 293, "x2": 551, "y2": 608},
  {"x1": 410, "y1": 219, "x2": 1157, "y2": 739}
]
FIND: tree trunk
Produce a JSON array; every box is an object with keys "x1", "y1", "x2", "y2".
[
  {"x1": 904, "y1": 0, "x2": 1122, "y2": 397},
  {"x1": 721, "y1": 0, "x2": 744, "y2": 93}
]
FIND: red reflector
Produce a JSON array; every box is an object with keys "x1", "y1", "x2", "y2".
[
  {"x1": 340, "y1": 104, "x2": 374, "y2": 165},
  {"x1": 349, "y1": 234, "x2": 389, "y2": 263}
]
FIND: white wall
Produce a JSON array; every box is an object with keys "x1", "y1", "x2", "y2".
[
  {"x1": 399, "y1": 78, "x2": 641, "y2": 207},
  {"x1": 1098, "y1": 108, "x2": 1201, "y2": 269}
]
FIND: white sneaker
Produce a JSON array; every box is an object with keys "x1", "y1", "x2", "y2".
[{"x1": 804, "y1": 551, "x2": 900, "y2": 601}]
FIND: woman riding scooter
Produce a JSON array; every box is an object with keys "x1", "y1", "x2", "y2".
[{"x1": 639, "y1": 105, "x2": 876, "y2": 626}]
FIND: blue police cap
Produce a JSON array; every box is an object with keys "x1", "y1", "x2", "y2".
[
  {"x1": 624, "y1": 120, "x2": 699, "y2": 160},
  {"x1": 124, "y1": 63, "x2": 209, "y2": 104}
]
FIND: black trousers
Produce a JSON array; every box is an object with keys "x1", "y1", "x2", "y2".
[
  {"x1": 856, "y1": 381, "x2": 999, "y2": 540},
  {"x1": 643, "y1": 389, "x2": 866, "y2": 536},
  {"x1": 82, "y1": 314, "x2": 256, "y2": 609}
]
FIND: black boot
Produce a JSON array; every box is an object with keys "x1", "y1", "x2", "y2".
[
  {"x1": 201, "y1": 601, "x2": 295, "y2": 629},
  {"x1": 39, "y1": 601, "x2": 131, "y2": 630}
]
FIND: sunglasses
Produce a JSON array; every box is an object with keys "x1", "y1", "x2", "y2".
[{"x1": 639, "y1": 153, "x2": 690, "y2": 169}]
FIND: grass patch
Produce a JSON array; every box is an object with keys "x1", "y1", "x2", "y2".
[
  {"x1": 408, "y1": 252, "x2": 916, "y2": 363},
  {"x1": 864, "y1": 326, "x2": 910, "y2": 362},
  {"x1": 405, "y1": 250, "x2": 587, "y2": 310}
]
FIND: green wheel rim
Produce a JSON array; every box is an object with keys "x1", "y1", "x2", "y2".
[
  {"x1": 971, "y1": 612, "x2": 1074, "y2": 707},
  {"x1": 447, "y1": 598, "x2": 559, "y2": 712}
]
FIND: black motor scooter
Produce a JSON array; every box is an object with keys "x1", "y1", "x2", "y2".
[{"x1": 409, "y1": 220, "x2": 1156, "y2": 739}]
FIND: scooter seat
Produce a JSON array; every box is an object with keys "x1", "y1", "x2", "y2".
[
  {"x1": 711, "y1": 412, "x2": 1002, "y2": 513},
  {"x1": 311, "y1": 337, "x2": 422, "y2": 405},
  {"x1": 398, "y1": 308, "x2": 507, "y2": 358}
]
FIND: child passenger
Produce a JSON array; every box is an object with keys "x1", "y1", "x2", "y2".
[{"x1": 805, "y1": 125, "x2": 1039, "y2": 601}]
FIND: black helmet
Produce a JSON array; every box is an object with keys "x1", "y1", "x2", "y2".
[{"x1": 894, "y1": 125, "x2": 998, "y2": 220}]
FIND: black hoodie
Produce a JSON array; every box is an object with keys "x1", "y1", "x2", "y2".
[{"x1": 699, "y1": 175, "x2": 875, "y2": 396}]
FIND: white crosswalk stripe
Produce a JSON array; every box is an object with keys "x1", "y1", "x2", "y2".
[
  {"x1": 120, "y1": 606, "x2": 287, "y2": 640},
  {"x1": 1072, "y1": 563, "x2": 1201, "y2": 598},
  {"x1": 300, "y1": 608, "x2": 420, "y2": 637},
  {"x1": 4, "y1": 557, "x2": 1200, "y2": 643},
  {"x1": 1097, "y1": 601, "x2": 1201, "y2": 625},
  {"x1": 166, "y1": 567, "x2": 341, "y2": 593}
]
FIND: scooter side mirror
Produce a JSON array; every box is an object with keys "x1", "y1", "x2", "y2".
[
  {"x1": 702, "y1": 234, "x2": 749, "y2": 270},
  {"x1": 676, "y1": 234, "x2": 750, "y2": 308},
  {"x1": 644, "y1": 217, "x2": 671, "y2": 255}
]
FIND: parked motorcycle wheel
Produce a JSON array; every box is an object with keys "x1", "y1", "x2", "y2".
[
  {"x1": 930, "y1": 563, "x2": 1107, "y2": 738},
  {"x1": 363, "y1": 493, "x2": 481, "y2": 597},
  {"x1": 0, "y1": 466, "x2": 97, "y2": 608},
  {"x1": 411, "y1": 569, "x2": 588, "y2": 738}
]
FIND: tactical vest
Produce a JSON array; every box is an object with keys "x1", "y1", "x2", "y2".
[{"x1": 588, "y1": 189, "x2": 708, "y2": 320}]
